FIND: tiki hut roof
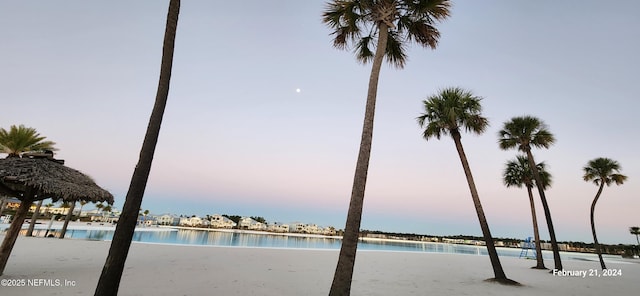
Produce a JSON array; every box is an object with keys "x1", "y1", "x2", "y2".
[{"x1": 0, "y1": 156, "x2": 114, "y2": 204}]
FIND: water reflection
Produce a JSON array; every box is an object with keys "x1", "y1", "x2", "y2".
[{"x1": 55, "y1": 228, "x2": 551, "y2": 259}]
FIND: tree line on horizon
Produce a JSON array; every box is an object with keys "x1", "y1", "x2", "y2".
[{"x1": 0, "y1": 1, "x2": 634, "y2": 295}]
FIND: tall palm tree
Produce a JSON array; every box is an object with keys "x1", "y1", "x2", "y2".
[
  {"x1": 498, "y1": 116, "x2": 562, "y2": 271},
  {"x1": 322, "y1": 1, "x2": 451, "y2": 294},
  {"x1": 0, "y1": 124, "x2": 57, "y2": 158},
  {"x1": 503, "y1": 155, "x2": 551, "y2": 269},
  {"x1": 418, "y1": 87, "x2": 516, "y2": 284},
  {"x1": 630, "y1": 226, "x2": 640, "y2": 245},
  {"x1": 94, "y1": 1, "x2": 180, "y2": 295},
  {"x1": 583, "y1": 157, "x2": 627, "y2": 270}
]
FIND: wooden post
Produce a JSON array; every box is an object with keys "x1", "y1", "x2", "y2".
[{"x1": 0, "y1": 190, "x2": 34, "y2": 275}]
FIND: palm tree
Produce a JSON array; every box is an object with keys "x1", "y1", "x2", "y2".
[
  {"x1": 503, "y1": 155, "x2": 551, "y2": 269},
  {"x1": 322, "y1": 1, "x2": 451, "y2": 293},
  {"x1": 583, "y1": 157, "x2": 627, "y2": 270},
  {"x1": 0, "y1": 124, "x2": 57, "y2": 158},
  {"x1": 141, "y1": 209, "x2": 150, "y2": 226},
  {"x1": 95, "y1": 202, "x2": 104, "y2": 219},
  {"x1": 498, "y1": 116, "x2": 562, "y2": 271},
  {"x1": 630, "y1": 226, "x2": 640, "y2": 245},
  {"x1": 78, "y1": 200, "x2": 88, "y2": 220},
  {"x1": 631, "y1": 226, "x2": 640, "y2": 258},
  {"x1": 418, "y1": 87, "x2": 516, "y2": 284},
  {"x1": 102, "y1": 205, "x2": 113, "y2": 222},
  {"x1": 60, "y1": 201, "x2": 71, "y2": 211},
  {"x1": 94, "y1": 1, "x2": 180, "y2": 295}
]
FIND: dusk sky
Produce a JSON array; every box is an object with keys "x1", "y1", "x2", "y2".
[{"x1": 2, "y1": 1, "x2": 638, "y2": 244}]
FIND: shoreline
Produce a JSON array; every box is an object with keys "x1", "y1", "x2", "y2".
[
  {"x1": 1, "y1": 235, "x2": 638, "y2": 296},
  {"x1": 1, "y1": 221, "x2": 633, "y2": 263}
]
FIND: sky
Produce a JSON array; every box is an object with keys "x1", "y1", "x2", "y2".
[{"x1": 1, "y1": 1, "x2": 638, "y2": 244}]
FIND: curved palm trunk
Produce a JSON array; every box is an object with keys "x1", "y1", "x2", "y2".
[
  {"x1": 525, "y1": 149, "x2": 562, "y2": 270},
  {"x1": 59, "y1": 201, "x2": 76, "y2": 239},
  {"x1": 0, "y1": 190, "x2": 34, "y2": 275},
  {"x1": 26, "y1": 199, "x2": 43, "y2": 236},
  {"x1": 451, "y1": 131, "x2": 512, "y2": 283},
  {"x1": 526, "y1": 186, "x2": 545, "y2": 269},
  {"x1": 94, "y1": 1, "x2": 179, "y2": 295},
  {"x1": 590, "y1": 183, "x2": 606, "y2": 269},
  {"x1": 329, "y1": 23, "x2": 389, "y2": 296}
]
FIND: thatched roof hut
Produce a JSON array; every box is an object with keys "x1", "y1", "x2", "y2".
[
  {"x1": 0, "y1": 155, "x2": 113, "y2": 204},
  {"x1": 0, "y1": 154, "x2": 114, "y2": 275}
]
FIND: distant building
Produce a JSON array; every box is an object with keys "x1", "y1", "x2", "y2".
[
  {"x1": 210, "y1": 214, "x2": 236, "y2": 229},
  {"x1": 540, "y1": 242, "x2": 569, "y2": 252},
  {"x1": 288, "y1": 222, "x2": 334, "y2": 235},
  {"x1": 267, "y1": 222, "x2": 289, "y2": 233},
  {"x1": 180, "y1": 216, "x2": 209, "y2": 227},
  {"x1": 239, "y1": 217, "x2": 266, "y2": 230},
  {"x1": 157, "y1": 214, "x2": 180, "y2": 226},
  {"x1": 2, "y1": 198, "x2": 21, "y2": 210}
]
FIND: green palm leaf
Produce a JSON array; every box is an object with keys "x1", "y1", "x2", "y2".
[
  {"x1": 323, "y1": 0, "x2": 451, "y2": 68},
  {"x1": 0, "y1": 125, "x2": 57, "y2": 157},
  {"x1": 417, "y1": 87, "x2": 488, "y2": 139},
  {"x1": 583, "y1": 157, "x2": 628, "y2": 186}
]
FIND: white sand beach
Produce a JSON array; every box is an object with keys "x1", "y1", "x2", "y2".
[{"x1": 1, "y1": 235, "x2": 639, "y2": 296}]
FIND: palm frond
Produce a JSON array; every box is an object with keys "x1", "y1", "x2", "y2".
[
  {"x1": 0, "y1": 125, "x2": 57, "y2": 157},
  {"x1": 498, "y1": 116, "x2": 555, "y2": 152},
  {"x1": 583, "y1": 157, "x2": 628, "y2": 187},
  {"x1": 323, "y1": 1, "x2": 366, "y2": 50},
  {"x1": 503, "y1": 155, "x2": 552, "y2": 190},
  {"x1": 322, "y1": 0, "x2": 451, "y2": 64},
  {"x1": 354, "y1": 35, "x2": 375, "y2": 63},
  {"x1": 418, "y1": 87, "x2": 487, "y2": 141},
  {"x1": 384, "y1": 30, "x2": 407, "y2": 68}
]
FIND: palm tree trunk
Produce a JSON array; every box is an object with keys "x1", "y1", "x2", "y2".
[
  {"x1": 59, "y1": 201, "x2": 76, "y2": 239},
  {"x1": 0, "y1": 190, "x2": 34, "y2": 275},
  {"x1": 26, "y1": 199, "x2": 42, "y2": 237},
  {"x1": 590, "y1": 183, "x2": 606, "y2": 269},
  {"x1": 526, "y1": 186, "x2": 545, "y2": 269},
  {"x1": 329, "y1": 22, "x2": 389, "y2": 296},
  {"x1": 0, "y1": 197, "x2": 7, "y2": 216},
  {"x1": 94, "y1": 1, "x2": 179, "y2": 295},
  {"x1": 451, "y1": 131, "x2": 510, "y2": 282},
  {"x1": 525, "y1": 149, "x2": 562, "y2": 270}
]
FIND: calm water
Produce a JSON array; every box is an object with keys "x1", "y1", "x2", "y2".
[
  {"x1": 15, "y1": 227, "x2": 621, "y2": 262},
  {"x1": 35, "y1": 227, "x2": 558, "y2": 259}
]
